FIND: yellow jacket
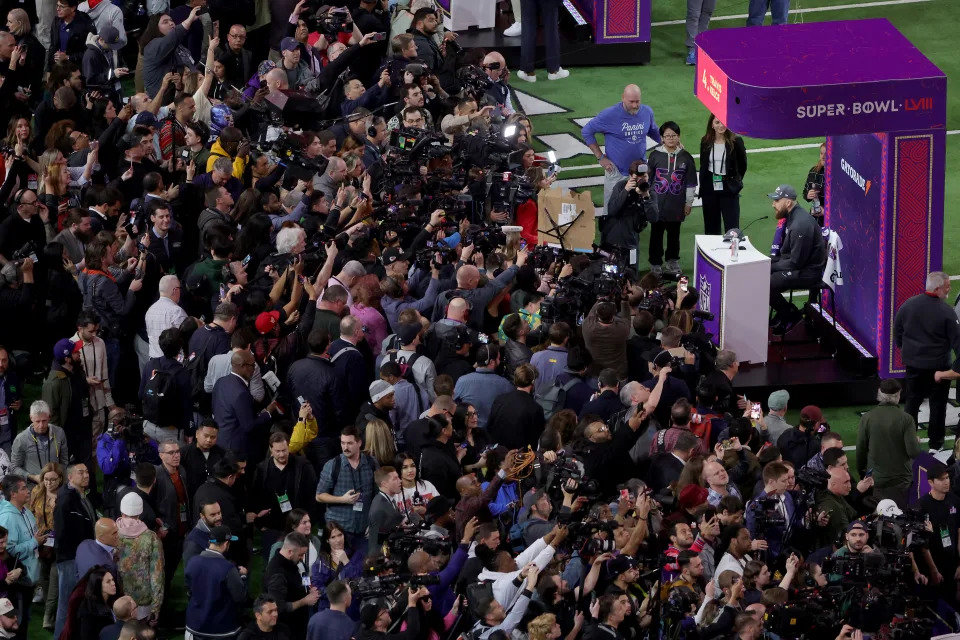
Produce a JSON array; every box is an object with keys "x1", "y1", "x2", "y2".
[
  {"x1": 206, "y1": 139, "x2": 247, "y2": 179},
  {"x1": 290, "y1": 416, "x2": 318, "y2": 454}
]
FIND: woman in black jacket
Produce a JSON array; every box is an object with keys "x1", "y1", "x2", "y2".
[
  {"x1": 75, "y1": 567, "x2": 121, "y2": 640},
  {"x1": 43, "y1": 240, "x2": 83, "y2": 341},
  {"x1": 698, "y1": 113, "x2": 747, "y2": 235}
]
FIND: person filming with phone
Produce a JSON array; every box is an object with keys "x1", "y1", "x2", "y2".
[{"x1": 602, "y1": 161, "x2": 658, "y2": 264}]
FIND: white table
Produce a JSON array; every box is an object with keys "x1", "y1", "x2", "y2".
[{"x1": 693, "y1": 235, "x2": 771, "y2": 364}]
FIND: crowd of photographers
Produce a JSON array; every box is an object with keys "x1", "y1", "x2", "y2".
[{"x1": 0, "y1": 1, "x2": 955, "y2": 640}]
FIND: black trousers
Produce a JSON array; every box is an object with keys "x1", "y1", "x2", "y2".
[
  {"x1": 769, "y1": 270, "x2": 821, "y2": 317},
  {"x1": 648, "y1": 221, "x2": 682, "y2": 265},
  {"x1": 161, "y1": 532, "x2": 183, "y2": 610},
  {"x1": 701, "y1": 191, "x2": 740, "y2": 234},
  {"x1": 520, "y1": 0, "x2": 561, "y2": 72},
  {"x1": 903, "y1": 366, "x2": 950, "y2": 449}
]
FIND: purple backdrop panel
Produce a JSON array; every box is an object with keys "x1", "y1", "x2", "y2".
[
  {"x1": 694, "y1": 19, "x2": 946, "y2": 139},
  {"x1": 825, "y1": 134, "x2": 885, "y2": 353},
  {"x1": 591, "y1": 0, "x2": 651, "y2": 44},
  {"x1": 694, "y1": 245, "x2": 723, "y2": 346},
  {"x1": 885, "y1": 130, "x2": 946, "y2": 375}
]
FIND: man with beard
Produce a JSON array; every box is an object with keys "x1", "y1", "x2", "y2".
[
  {"x1": 55, "y1": 209, "x2": 93, "y2": 268},
  {"x1": 766, "y1": 184, "x2": 826, "y2": 335}
]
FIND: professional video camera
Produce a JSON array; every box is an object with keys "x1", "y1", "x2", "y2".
[
  {"x1": 539, "y1": 277, "x2": 593, "y2": 327},
  {"x1": 303, "y1": 6, "x2": 353, "y2": 38},
  {"x1": 795, "y1": 467, "x2": 829, "y2": 492},
  {"x1": 463, "y1": 223, "x2": 506, "y2": 256},
  {"x1": 555, "y1": 513, "x2": 617, "y2": 554},
  {"x1": 413, "y1": 242, "x2": 458, "y2": 271},
  {"x1": 349, "y1": 573, "x2": 441, "y2": 602},
  {"x1": 529, "y1": 245, "x2": 571, "y2": 274},
  {"x1": 748, "y1": 496, "x2": 788, "y2": 534},
  {"x1": 386, "y1": 522, "x2": 454, "y2": 559},
  {"x1": 869, "y1": 510, "x2": 932, "y2": 551},
  {"x1": 257, "y1": 130, "x2": 326, "y2": 183},
  {"x1": 763, "y1": 590, "x2": 842, "y2": 639}
]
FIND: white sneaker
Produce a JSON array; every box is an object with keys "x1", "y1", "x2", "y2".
[
  {"x1": 516, "y1": 70, "x2": 536, "y2": 83},
  {"x1": 548, "y1": 68, "x2": 570, "y2": 80},
  {"x1": 503, "y1": 22, "x2": 522, "y2": 37}
]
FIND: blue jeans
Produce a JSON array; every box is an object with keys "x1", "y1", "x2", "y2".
[
  {"x1": 746, "y1": 0, "x2": 789, "y2": 25},
  {"x1": 53, "y1": 559, "x2": 78, "y2": 640}
]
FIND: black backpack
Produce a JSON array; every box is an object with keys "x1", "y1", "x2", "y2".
[
  {"x1": 185, "y1": 348, "x2": 211, "y2": 414},
  {"x1": 142, "y1": 368, "x2": 180, "y2": 427}
]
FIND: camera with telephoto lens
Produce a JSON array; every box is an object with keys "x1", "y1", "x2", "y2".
[{"x1": 11, "y1": 242, "x2": 39, "y2": 267}]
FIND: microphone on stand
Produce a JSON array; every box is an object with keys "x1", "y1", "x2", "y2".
[{"x1": 722, "y1": 216, "x2": 770, "y2": 246}]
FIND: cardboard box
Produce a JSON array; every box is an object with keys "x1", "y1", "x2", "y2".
[{"x1": 536, "y1": 187, "x2": 596, "y2": 252}]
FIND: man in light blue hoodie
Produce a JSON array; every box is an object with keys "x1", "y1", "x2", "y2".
[{"x1": 0, "y1": 474, "x2": 46, "y2": 631}]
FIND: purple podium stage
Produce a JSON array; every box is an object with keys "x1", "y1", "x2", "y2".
[
  {"x1": 450, "y1": 0, "x2": 651, "y2": 69},
  {"x1": 694, "y1": 19, "x2": 947, "y2": 389}
]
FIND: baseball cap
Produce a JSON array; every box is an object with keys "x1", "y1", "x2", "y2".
[
  {"x1": 799, "y1": 405, "x2": 824, "y2": 425},
  {"x1": 120, "y1": 492, "x2": 144, "y2": 517},
  {"x1": 767, "y1": 389, "x2": 789, "y2": 411},
  {"x1": 608, "y1": 554, "x2": 638, "y2": 576},
  {"x1": 875, "y1": 499, "x2": 903, "y2": 517},
  {"x1": 136, "y1": 111, "x2": 160, "y2": 130},
  {"x1": 395, "y1": 322, "x2": 421, "y2": 347},
  {"x1": 846, "y1": 520, "x2": 868, "y2": 533},
  {"x1": 210, "y1": 526, "x2": 239, "y2": 544},
  {"x1": 369, "y1": 380, "x2": 395, "y2": 403},
  {"x1": 280, "y1": 37, "x2": 299, "y2": 52},
  {"x1": 53, "y1": 338, "x2": 82, "y2": 364},
  {"x1": 927, "y1": 461, "x2": 950, "y2": 480},
  {"x1": 381, "y1": 247, "x2": 405, "y2": 266},
  {"x1": 255, "y1": 310, "x2": 281, "y2": 335},
  {"x1": 0, "y1": 598, "x2": 15, "y2": 618},
  {"x1": 98, "y1": 25, "x2": 125, "y2": 50},
  {"x1": 767, "y1": 184, "x2": 798, "y2": 200}
]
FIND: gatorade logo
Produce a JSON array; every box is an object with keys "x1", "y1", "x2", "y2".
[{"x1": 840, "y1": 158, "x2": 872, "y2": 196}]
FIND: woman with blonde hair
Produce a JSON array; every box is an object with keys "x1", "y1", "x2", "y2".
[
  {"x1": 29, "y1": 462, "x2": 63, "y2": 629},
  {"x1": 364, "y1": 419, "x2": 397, "y2": 467},
  {"x1": 5, "y1": 8, "x2": 45, "y2": 101},
  {"x1": 527, "y1": 613, "x2": 561, "y2": 640}
]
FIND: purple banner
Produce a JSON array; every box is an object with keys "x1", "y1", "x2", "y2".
[
  {"x1": 825, "y1": 134, "x2": 884, "y2": 352},
  {"x1": 694, "y1": 245, "x2": 723, "y2": 346},
  {"x1": 695, "y1": 19, "x2": 947, "y2": 139}
]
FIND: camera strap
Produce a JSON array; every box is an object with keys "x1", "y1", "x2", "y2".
[{"x1": 656, "y1": 429, "x2": 667, "y2": 453}]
